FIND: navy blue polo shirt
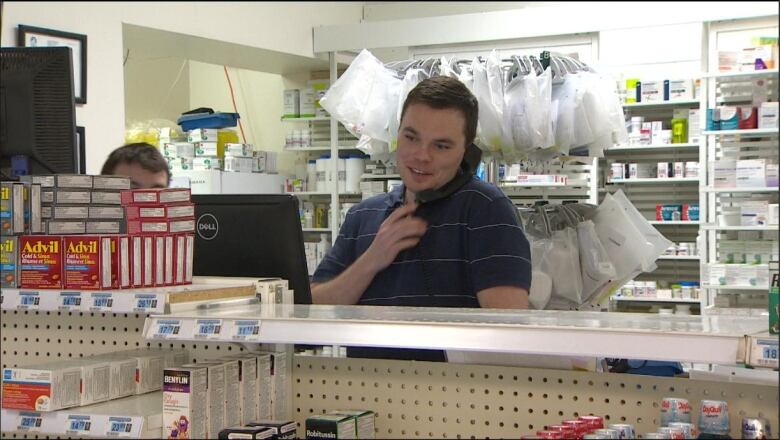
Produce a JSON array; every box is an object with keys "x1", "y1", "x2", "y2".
[{"x1": 313, "y1": 176, "x2": 532, "y2": 306}]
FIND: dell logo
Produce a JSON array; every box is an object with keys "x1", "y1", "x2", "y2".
[{"x1": 196, "y1": 214, "x2": 219, "y2": 240}]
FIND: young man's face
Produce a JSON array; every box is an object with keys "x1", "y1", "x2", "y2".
[
  {"x1": 397, "y1": 103, "x2": 467, "y2": 199},
  {"x1": 112, "y1": 162, "x2": 169, "y2": 189}
]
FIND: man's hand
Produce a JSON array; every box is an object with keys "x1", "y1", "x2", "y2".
[{"x1": 361, "y1": 201, "x2": 428, "y2": 272}]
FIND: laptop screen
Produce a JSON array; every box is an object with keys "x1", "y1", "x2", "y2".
[{"x1": 191, "y1": 194, "x2": 312, "y2": 304}]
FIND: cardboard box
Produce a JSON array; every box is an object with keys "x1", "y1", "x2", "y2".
[
  {"x1": 23, "y1": 183, "x2": 43, "y2": 234},
  {"x1": 120, "y1": 188, "x2": 191, "y2": 206},
  {"x1": 222, "y1": 354, "x2": 259, "y2": 424},
  {"x1": 1, "y1": 361, "x2": 82, "y2": 411},
  {"x1": 305, "y1": 414, "x2": 356, "y2": 439},
  {"x1": 1, "y1": 182, "x2": 25, "y2": 235},
  {"x1": 52, "y1": 190, "x2": 91, "y2": 205},
  {"x1": 182, "y1": 362, "x2": 225, "y2": 439},
  {"x1": 91, "y1": 191, "x2": 122, "y2": 205},
  {"x1": 331, "y1": 410, "x2": 376, "y2": 439},
  {"x1": 185, "y1": 234, "x2": 194, "y2": 284},
  {"x1": 131, "y1": 236, "x2": 143, "y2": 287},
  {"x1": 20, "y1": 235, "x2": 63, "y2": 289},
  {"x1": 246, "y1": 420, "x2": 297, "y2": 440},
  {"x1": 758, "y1": 101, "x2": 779, "y2": 129},
  {"x1": 154, "y1": 236, "x2": 165, "y2": 287},
  {"x1": 88, "y1": 206, "x2": 125, "y2": 219},
  {"x1": 102, "y1": 236, "x2": 121, "y2": 289},
  {"x1": 174, "y1": 234, "x2": 185, "y2": 285},
  {"x1": 282, "y1": 89, "x2": 300, "y2": 119},
  {"x1": 219, "y1": 426, "x2": 275, "y2": 439},
  {"x1": 187, "y1": 128, "x2": 218, "y2": 143},
  {"x1": 143, "y1": 236, "x2": 154, "y2": 287},
  {"x1": 52, "y1": 205, "x2": 90, "y2": 220},
  {"x1": 86, "y1": 220, "x2": 126, "y2": 235},
  {"x1": 163, "y1": 367, "x2": 208, "y2": 440},
  {"x1": 1, "y1": 236, "x2": 19, "y2": 288},
  {"x1": 125, "y1": 204, "x2": 195, "y2": 220},
  {"x1": 127, "y1": 219, "x2": 195, "y2": 235},
  {"x1": 92, "y1": 176, "x2": 131, "y2": 190},
  {"x1": 736, "y1": 159, "x2": 767, "y2": 188},
  {"x1": 221, "y1": 359, "x2": 242, "y2": 428},
  {"x1": 164, "y1": 235, "x2": 174, "y2": 286},
  {"x1": 54, "y1": 175, "x2": 93, "y2": 189},
  {"x1": 255, "y1": 354, "x2": 273, "y2": 420},
  {"x1": 19, "y1": 175, "x2": 55, "y2": 188}
]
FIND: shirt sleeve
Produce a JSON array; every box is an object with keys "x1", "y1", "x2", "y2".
[
  {"x1": 311, "y1": 207, "x2": 358, "y2": 284},
  {"x1": 467, "y1": 196, "x2": 532, "y2": 292}
]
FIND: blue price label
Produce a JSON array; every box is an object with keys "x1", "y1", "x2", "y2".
[
  {"x1": 110, "y1": 421, "x2": 131, "y2": 433},
  {"x1": 136, "y1": 298, "x2": 158, "y2": 310},
  {"x1": 19, "y1": 294, "x2": 40, "y2": 307},
  {"x1": 763, "y1": 347, "x2": 778, "y2": 360},
  {"x1": 233, "y1": 320, "x2": 260, "y2": 339},
  {"x1": 195, "y1": 319, "x2": 222, "y2": 338},
  {"x1": 69, "y1": 419, "x2": 91, "y2": 432},
  {"x1": 61, "y1": 295, "x2": 81, "y2": 307},
  {"x1": 19, "y1": 415, "x2": 42, "y2": 429},
  {"x1": 92, "y1": 296, "x2": 113, "y2": 309},
  {"x1": 155, "y1": 320, "x2": 181, "y2": 339}
]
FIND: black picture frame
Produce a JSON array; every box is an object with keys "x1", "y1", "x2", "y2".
[
  {"x1": 17, "y1": 25, "x2": 87, "y2": 104},
  {"x1": 76, "y1": 126, "x2": 86, "y2": 174}
]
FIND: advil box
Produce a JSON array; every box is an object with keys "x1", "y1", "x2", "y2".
[
  {"x1": 100, "y1": 236, "x2": 121, "y2": 289},
  {"x1": 63, "y1": 236, "x2": 102, "y2": 290},
  {"x1": 20, "y1": 236, "x2": 63, "y2": 289}
]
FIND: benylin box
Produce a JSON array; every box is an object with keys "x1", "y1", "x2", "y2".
[{"x1": 163, "y1": 367, "x2": 207, "y2": 440}]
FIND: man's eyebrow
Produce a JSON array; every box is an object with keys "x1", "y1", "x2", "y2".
[{"x1": 401, "y1": 126, "x2": 418, "y2": 135}]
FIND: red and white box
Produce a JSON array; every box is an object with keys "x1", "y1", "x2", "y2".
[
  {"x1": 127, "y1": 218, "x2": 196, "y2": 235},
  {"x1": 154, "y1": 235, "x2": 165, "y2": 287},
  {"x1": 100, "y1": 236, "x2": 120, "y2": 290},
  {"x1": 142, "y1": 236, "x2": 155, "y2": 287},
  {"x1": 185, "y1": 234, "x2": 195, "y2": 284},
  {"x1": 131, "y1": 236, "x2": 143, "y2": 288},
  {"x1": 174, "y1": 234, "x2": 186, "y2": 285},
  {"x1": 120, "y1": 188, "x2": 191, "y2": 206},
  {"x1": 20, "y1": 235, "x2": 63, "y2": 289},
  {"x1": 164, "y1": 235, "x2": 174, "y2": 286},
  {"x1": 63, "y1": 236, "x2": 102, "y2": 290},
  {"x1": 117, "y1": 235, "x2": 131, "y2": 289},
  {"x1": 125, "y1": 204, "x2": 195, "y2": 220}
]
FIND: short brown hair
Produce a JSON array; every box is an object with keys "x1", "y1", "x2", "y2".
[
  {"x1": 100, "y1": 143, "x2": 170, "y2": 185},
  {"x1": 400, "y1": 76, "x2": 478, "y2": 147}
]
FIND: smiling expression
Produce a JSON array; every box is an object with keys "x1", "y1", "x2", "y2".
[{"x1": 397, "y1": 103, "x2": 468, "y2": 200}]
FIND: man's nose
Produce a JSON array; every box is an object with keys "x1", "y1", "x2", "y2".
[{"x1": 413, "y1": 144, "x2": 432, "y2": 162}]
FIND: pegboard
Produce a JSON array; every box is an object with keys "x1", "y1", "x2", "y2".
[
  {"x1": 0, "y1": 310, "x2": 257, "y2": 368},
  {"x1": 293, "y1": 355, "x2": 779, "y2": 439}
]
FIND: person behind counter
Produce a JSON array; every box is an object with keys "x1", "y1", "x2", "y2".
[
  {"x1": 100, "y1": 142, "x2": 170, "y2": 189},
  {"x1": 311, "y1": 76, "x2": 532, "y2": 361}
]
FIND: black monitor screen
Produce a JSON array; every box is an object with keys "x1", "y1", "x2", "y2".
[
  {"x1": 0, "y1": 47, "x2": 78, "y2": 176},
  {"x1": 191, "y1": 194, "x2": 312, "y2": 304}
]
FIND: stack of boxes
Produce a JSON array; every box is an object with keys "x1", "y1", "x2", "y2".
[
  {"x1": 164, "y1": 129, "x2": 277, "y2": 174},
  {"x1": 624, "y1": 77, "x2": 698, "y2": 104},
  {"x1": 1, "y1": 176, "x2": 195, "y2": 290},
  {"x1": 1, "y1": 347, "x2": 188, "y2": 412}
]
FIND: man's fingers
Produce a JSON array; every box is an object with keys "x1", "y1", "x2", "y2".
[{"x1": 385, "y1": 200, "x2": 419, "y2": 223}]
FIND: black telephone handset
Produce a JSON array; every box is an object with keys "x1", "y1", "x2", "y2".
[{"x1": 415, "y1": 144, "x2": 482, "y2": 204}]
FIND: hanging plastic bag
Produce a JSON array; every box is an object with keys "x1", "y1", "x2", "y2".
[
  {"x1": 534, "y1": 66, "x2": 555, "y2": 151},
  {"x1": 542, "y1": 226, "x2": 584, "y2": 305},
  {"x1": 319, "y1": 49, "x2": 401, "y2": 144},
  {"x1": 610, "y1": 190, "x2": 673, "y2": 272},
  {"x1": 471, "y1": 57, "x2": 505, "y2": 153},
  {"x1": 576, "y1": 218, "x2": 617, "y2": 301}
]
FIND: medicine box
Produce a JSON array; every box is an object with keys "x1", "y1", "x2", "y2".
[
  {"x1": 736, "y1": 159, "x2": 767, "y2": 188},
  {"x1": 758, "y1": 102, "x2": 778, "y2": 129},
  {"x1": 20, "y1": 235, "x2": 63, "y2": 289},
  {"x1": 2, "y1": 361, "x2": 82, "y2": 411},
  {"x1": 664, "y1": 79, "x2": 693, "y2": 100},
  {"x1": 163, "y1": 367, "x2": 208, "y2": 440},
  {"x1": 283, "y1": 89, "x2": 300, "y2": 119},
  {"x1": 640, "y1": 80, "x2": 662, "y2": 102},
  {"x1": 182, "y1": 362, "x2": 226, "y2": 439},
  {"x1": 330, "y1": 410, "x2": 376, "y2": 439},
  {"x1": 92, "y1": 176, "x2": 131, "y2": 191},
  {"x1": 120, "y1": 188, "x2": 191, "y2": 206},
  {"x1": 246, "y1": 420, "x2": 297, "y2": 439},
  {"x1": 305, "y1": 414, "x2": 356, "y2": 440},
  {"x1": 1, "y1": 236, "x2": 19, "y2": 288}
]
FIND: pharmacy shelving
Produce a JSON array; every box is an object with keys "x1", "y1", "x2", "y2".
[
  {"x1": 605, "y1": 177, "x2": 699, "y2": 184},
  {"x1": 0, "y1": 281, "x2": 255, "y2": 314},
  {"x1": 360, "y1": 173, "x2": 401, "y2": 179},
  {"x1": 621, "y1": 99, "x2": 701, "y2": 109},
  {"x1": 143, "y1": 303, "x2": 766, "y2": 365},
  {"x1": 501, "y1": 179, "x2": 589, "y2": 188},
  {"x1": 284, "y1": 145, "x2": 356, "y2": 152},
  {"x1": 701, "y1": 68, "x2": 779, "y2": 80},
  {"x1": 648, "y1": 220, "x2": 700, "y2": 225},
  {"x1": 606, "y1": 143, "x2": 699, "y2": 152},
  {"x1": 611, "y1": 296, "x2": 701, "y2": 303},
  {"x1": 700, "y1": 225, "x2": 777, "y2": 231},
  {"x1": 0, "y1": 392, "x2": 161, "y2": 438},
  {"x1": 657, "y1": 255, "x2": 701, "y2": 260},
  {"x1": 703, "y1": 128, "x2": 779, "y2": 137},
  {"x1": 280, "y1": 116, "x2": 331, "y2": 122},
  {"x1": 703, "y1": 186, "x2": 779, "y2": 193},
  {"x1": 287, "y1": 190, "x2": 361, "y2": 197},
  {"x1": 700, "y1": 285, "x2": 770, "y2": 291}
]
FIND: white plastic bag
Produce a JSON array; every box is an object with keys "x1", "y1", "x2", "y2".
[
  {"x1": 576, "y1": 219, "x2": 617, "y2": 301},
  {"x1": 541, "y1": 227, "x2": 584, "y2": 305},
  {"x1": 610, "y1": 190, "x2": 673, "y2": 272},
  {"x1": 318, "y1": 49, "x2": 401, "y2": 144},
  {"x1": 471, "y1": 57, "x2": 505, "y2": 153}
]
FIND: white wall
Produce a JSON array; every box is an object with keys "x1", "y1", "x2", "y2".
[
  {"x1": 124, "y1": 57, "x2": 190, "y2": 126},
  {"x1": 1, "y1": 1, "x2": 364, "y2": 174}
]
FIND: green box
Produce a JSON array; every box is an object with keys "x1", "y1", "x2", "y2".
[{"x1": 770, "y1": 273, "x2": 779, "y2": 334}]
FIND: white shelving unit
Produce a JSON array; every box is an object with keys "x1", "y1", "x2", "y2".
[
  {"x1": 700, "y1": 24, "x2": 779, "y2": 311},
  {"x1": 603, "y1": 95, "x2": 706, "y2": 313},
  {"x1": 143, "y1": 303, "x2": 766, "y2": 365},
  {"x1": 611, "y1": 296, "x2": 701, "y2": 303}
]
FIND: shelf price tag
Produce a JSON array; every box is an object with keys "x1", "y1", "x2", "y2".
[
  {"x1": 65, "y1": 415, "x2": 93, "y2": 435},
  {"x1": 17, "y1": 411, "x2": 43, "y2": 431},
  {"x1": 18, "y1": 291, "x2": 41, "y2": 310},
  {"x1": 231, "y1": 319, "x2": 261, "y2": 341},
  {"x1": 752, "y1": 338, "x2": 779, "y2": 369},
  {"x1": 90, "y1": 292, "x2": 114, "y2": 312},
  {"x1": 105, "y1": 416, "x2": 134, "y2": 437},
  {"x1": 133, "y1": 294, "x2": 160, "y2": 313},
  {"x1": 59, "y1": 291, "x2": 82, "y2": 311},
  {"x1": 153, "y1": 319, "x2": 182, "y2": 340},
  {"x1": 194, "y1": 319, "x2": 223, "y2": 340}
]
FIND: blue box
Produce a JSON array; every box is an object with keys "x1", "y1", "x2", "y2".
[{"x1": 177, "y1": 112, "x2": 239, "y2": 131}]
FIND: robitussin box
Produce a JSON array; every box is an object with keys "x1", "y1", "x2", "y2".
[
  {"x1": 20, "y1": 235, "x2": 63, "y2": 289},
  {"x1": 305, "y1": 414, "x2": 355, "y2": 439}
]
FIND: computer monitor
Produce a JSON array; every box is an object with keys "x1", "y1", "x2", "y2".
[
  {"x1": 0, "y1": 47, "x2": 79, "y2": 177},
  {"x1": 191, "y1": 194, "x2": 312, "y2": 304}
]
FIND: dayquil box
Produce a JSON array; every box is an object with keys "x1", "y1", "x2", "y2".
[
  {"x1": 20, "y1": 235, "x2": 63, "y2": 289},
  {"x1": 63, "y1": 236, "x2": 102, "y2": 290}
]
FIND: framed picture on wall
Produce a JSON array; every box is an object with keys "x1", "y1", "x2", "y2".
[{"x1": 17, "y1": 25, "x2": 88, "y2": 104}]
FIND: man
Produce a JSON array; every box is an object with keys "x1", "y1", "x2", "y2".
[
  {"x1": 100, "y1": 142, "x2": 170, "y2": 189},
  {"x1": 312, "y1": 76, "x2": 531, "y2": 360}
]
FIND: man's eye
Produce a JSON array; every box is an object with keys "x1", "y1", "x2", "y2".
[
  {"x1": 404, "y1": 134, "x2": 416, "y2": 142},
  {"x1": 436, "y1": 143, "x2": 451, "y2": 150}
]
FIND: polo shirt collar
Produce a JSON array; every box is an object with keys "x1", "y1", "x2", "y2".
[{"x1": 385, "y1": 183, "x2": 405, "y2": 207}]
